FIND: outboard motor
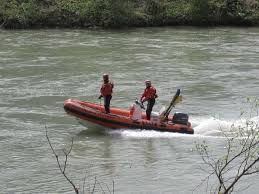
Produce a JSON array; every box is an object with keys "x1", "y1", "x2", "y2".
[{"x1": 172, "y1": 113, "x2": 189, "y2": 125}]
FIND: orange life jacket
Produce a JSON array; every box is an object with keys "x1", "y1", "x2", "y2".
[
  {"x1": 141, "y1": 86, "x2": 157, "y2": 101},
  {"x1": 100, "y1": 82, "x2": 113, "y2": 96}
]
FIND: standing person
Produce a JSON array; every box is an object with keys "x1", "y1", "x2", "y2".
[
  {"x1": 140, "y1": 80, "x2": 158, "y2": 120},
  {"x1": 98, "y1": 74, "x2": 114, "y2": 113}
]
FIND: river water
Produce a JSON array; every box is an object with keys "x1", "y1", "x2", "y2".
[{"x1": 0, "y1": 27, "x2": 259, "y2": 194}]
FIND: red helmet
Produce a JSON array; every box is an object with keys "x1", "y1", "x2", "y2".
[{"x1": 145, "y1": 80, "x2": 151, "y2": 84}]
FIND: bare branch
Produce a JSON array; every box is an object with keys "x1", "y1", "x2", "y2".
[
  {"x1": 63, "y1": 138, "x2": 74, "y2": 173},
  {"x1": 92, "y1": 176, "x2": 97, "y2": 194},
  {"x1": 96, "y1": 178, "x2": 106, "y2": 193},
  {"x1": 113, "y1": 180, "x2": 115, "y2": 194},
  {"x1": 196, "y1": 98, "x2": 259, "y2": 194},
  {"x1": 45, "y1": 125, "x2": 79, "y2": 194},
  {"x1": 83, "y1": 170, "x2": 87, "y2": 194},
  {"x1": 192, "y1": 171, "x2": 214, "y2": 193}
]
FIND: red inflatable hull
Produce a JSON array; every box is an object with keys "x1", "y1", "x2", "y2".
[{"x1": 64, "y1": 99, "x2": 194, "y2": 134}]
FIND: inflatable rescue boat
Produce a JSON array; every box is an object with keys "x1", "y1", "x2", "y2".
[{"x1": 64, "y1": 99, "x2": 194, "y2": 134}]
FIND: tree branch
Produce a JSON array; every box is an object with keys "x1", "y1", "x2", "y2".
[{"x1": 45, "y1": 125, "x2": 79, "y2": 194}]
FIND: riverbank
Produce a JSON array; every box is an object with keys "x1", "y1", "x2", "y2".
[{"x1": 1, "y1": 0, "x2": 259, "y2": 29}]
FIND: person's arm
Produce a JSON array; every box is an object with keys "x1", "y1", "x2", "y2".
[
  {"x1": 99, "y1": 85, "x2": 104, "y2": 99},
  {"x1": 141, "y1": 90, "x2": 146, "y2": 103},
  {"x1": 110, "y1": 82, "x2": 114, "y2": 88},
  {"x1": 154, "y1": 88, "x2": 158, "y2": 98}
]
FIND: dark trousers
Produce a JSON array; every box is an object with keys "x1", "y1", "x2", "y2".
[
  {"x1": 146, "y1": 98, "x2": 155, "y2": 120},
  {"x1": 104, "y1": 95, "x2": 112, "y2": 113}
]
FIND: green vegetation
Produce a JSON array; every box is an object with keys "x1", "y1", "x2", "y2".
[{"x1": 0, "y1": 0, "x2": 259, "y2": 28}]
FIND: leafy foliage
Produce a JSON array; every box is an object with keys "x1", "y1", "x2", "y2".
[{"x1": 0, "y1": 0, "x2": 259, "y2": 28}]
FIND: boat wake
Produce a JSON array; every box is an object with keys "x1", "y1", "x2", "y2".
[
  {"x1": 108, "y1": 129, "x2": 192, "y2": 138},
  {"x1": 192, "y1": 116, "x2": 234, "y2": 137},
  {"x1": 193, "y1": 115, "x2": 259, "y2": 137},
  {"x1": 106, "y1": 116, "x2": 259, "y2": 138}
]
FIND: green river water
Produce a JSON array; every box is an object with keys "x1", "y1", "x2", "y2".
[{"x1": 0, "y1": 27, "x2": 259, "y2": 193}]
